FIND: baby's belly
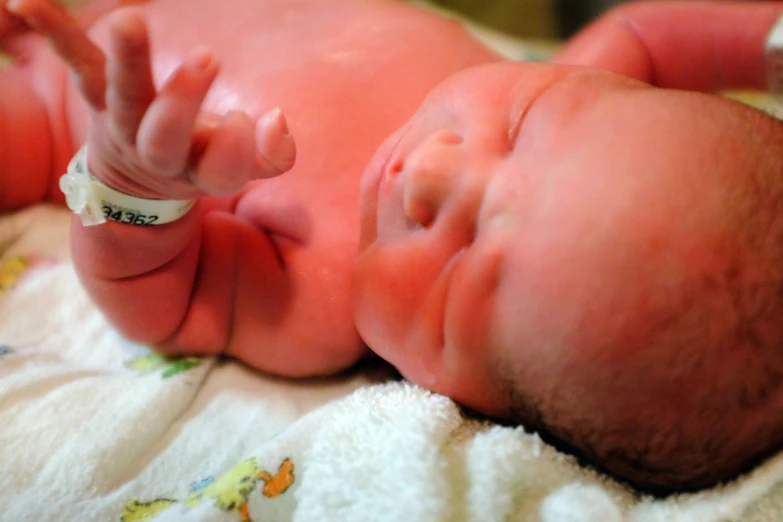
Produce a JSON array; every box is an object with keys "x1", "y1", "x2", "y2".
[{"x1": 110, "y1": 0, "x2": 496, "y2": 233}]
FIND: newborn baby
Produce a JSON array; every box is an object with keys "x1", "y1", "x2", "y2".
[{"x1": 4, "y1": 0, "x2": 783, "y2": 492}]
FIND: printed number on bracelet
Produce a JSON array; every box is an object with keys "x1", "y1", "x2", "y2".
[{"x1": 102, "y1": 206, "x2": 159, "y2": 225}]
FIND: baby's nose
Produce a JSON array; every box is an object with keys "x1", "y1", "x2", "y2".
[{"x1": 402, "y1": 129, "x2": 464, "y2": 227}]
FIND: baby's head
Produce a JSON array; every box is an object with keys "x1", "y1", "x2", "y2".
[{"x1": 353, "y1": 61, "x2": 783, "y2": 491}]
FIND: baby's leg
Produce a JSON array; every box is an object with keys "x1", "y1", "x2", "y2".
[
  {"x1": 0, "y1": 66, "x2": 52, "y2": 210},
  {"x1": 0, "y1": 0, "x2": 148, "y2": 211},
  {"x1": 0, "y1": 2, "x2": 56, "y2": 210},
  {"x1": 555, "y1": 1, "x2": 782, "y2": 92}
]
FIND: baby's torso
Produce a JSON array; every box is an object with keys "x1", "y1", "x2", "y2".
[
  {"x1": 67, "y1": 0, "x2": 497, "y2": 248},
  {"x1": 56, "y1": 0, "x2": 497, "y2": 364}
]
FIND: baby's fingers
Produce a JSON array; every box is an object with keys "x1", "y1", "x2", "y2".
[
  {"x1": 7, "y1": 0, "x2": 105, "y2": 108},
  {"x1": 105, "y1": 8, "x2": 155, "y2": 144},
  {"x1": 255, "y1": 107, "x2": 296, "y2": 176},
  {"x1": 136, "y1": 46, "x2": 218, "y2": 176},
  {"x1": 190, "y1": 111, "x2": 257, "y2": 196}
]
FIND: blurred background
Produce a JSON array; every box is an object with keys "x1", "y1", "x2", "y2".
[
  {"x1": 51, "y1": 0, "x2": 627, "y2": 41},
  {"x1": 431, "y1": 0, "x2": 627, "y2": 39}
]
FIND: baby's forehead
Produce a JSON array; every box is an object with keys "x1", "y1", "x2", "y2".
[
  {"x1": 412, "y1": 64, "x2": 541, "y2": 141},
  {"x1": 432, "y1": 63, "x2": 543, "y2": 107},
  {"x1": 425, "y1": 62, "x2": 623, "y2": 135}
]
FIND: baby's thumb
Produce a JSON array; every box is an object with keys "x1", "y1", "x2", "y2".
[{"x1": 255, "y1": 107, "x2": 296, "y2": 177}]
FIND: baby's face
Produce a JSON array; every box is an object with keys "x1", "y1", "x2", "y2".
[
  {"x1": 355, "y1": 61, "x2": 674, "y2": 413},
  {"x1": 354, "y1": 60, "x2": 783, "y2": 484},
  {"x1": 355, "y1": 61, "x2": 581, "y2": 413}
]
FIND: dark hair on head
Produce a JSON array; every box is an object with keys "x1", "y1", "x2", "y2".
[
  {"x1": 504, "y1": 355, "x2": 783, "y2": 493},
  {"x1": 500, "y1": 104, "x2": 783, "y2": 494}
]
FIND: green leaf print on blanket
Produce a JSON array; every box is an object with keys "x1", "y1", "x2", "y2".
[
  {"x1": 120, "y1": 457, "x2": 296, "y2": 522},
  {"x1": 124, "y1": 351, "x2": 203, "y2": 379}
]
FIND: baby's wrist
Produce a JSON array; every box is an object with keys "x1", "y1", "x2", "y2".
[{"x1": 60, "y1": 146, "x2": 196, "y2": 227}]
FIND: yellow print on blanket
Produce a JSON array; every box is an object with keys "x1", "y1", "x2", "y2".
[
  {"x1": 120, "y1": 457, "x2": 295, "y2": 522},
  {"x1": 0, "y1": 256, "x2": 30, "y2": 295}
]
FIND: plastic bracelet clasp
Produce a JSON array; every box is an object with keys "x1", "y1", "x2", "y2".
[{"x1": 59, "y1": 147, "x2": 196, "y2": 227}]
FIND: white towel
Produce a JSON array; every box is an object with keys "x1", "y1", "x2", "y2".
[{"x1": 2, "y1": 205, "x2": 783, "y2": 522}]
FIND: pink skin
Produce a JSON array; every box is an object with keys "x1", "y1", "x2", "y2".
[
  {"x1": 356, "y1": 60, "x2": 775, "y2": 413},
  {"x1": 553, "y1": 0, "x2": 781, "y2": 90},
  {"x1": 3, "y1": 0, "x2": 783, "y2": 488},
  {"x1": 0, "y1": 0, "x2": 497, "y2": 376},
  {"x1": 354, "y1": 0, "x2": 783, "y2": 414}
]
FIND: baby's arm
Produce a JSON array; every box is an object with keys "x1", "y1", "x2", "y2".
[
  {"x1": 554, "y1": 1, "x2": 782, "y2": 92},
  {"x1": 9, "y1": 1, "x2": 298, "y2": 364}
]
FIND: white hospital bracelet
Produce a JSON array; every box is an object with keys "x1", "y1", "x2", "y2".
[
  {"x1": 766, "y1": 12, "x2": 783, "y2": 94},
  {"x1": 59, "y1": 147, "x2": 196, "y2": 227}
]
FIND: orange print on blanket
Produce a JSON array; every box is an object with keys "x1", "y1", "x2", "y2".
[
  {"x1": 120, "y1": 457, "x2": 296, "y2": 522},
  {"x1": 258, "y1": 457, "x2": 295, "y2": 498}
]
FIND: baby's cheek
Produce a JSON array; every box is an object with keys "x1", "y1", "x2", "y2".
[
  {"x1": 353, "y1": 244, "x2": 426, "y2": 361},
  {"x1": 352, "y1": 241, "x2": 452, "y2": 388},
  {"x1": 353, "y1": 247, "x2": 399, "y2": 358}
]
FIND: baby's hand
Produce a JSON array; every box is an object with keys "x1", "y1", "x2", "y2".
[
  {"x1": 5, "y1": 0, "x2": 296, "y2": 200},
  {"x1": 554, "y1": 1, "x2": 780, "y2": 92}
]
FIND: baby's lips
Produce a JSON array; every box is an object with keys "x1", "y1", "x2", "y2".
[{"x1": 255, "y1": 107, "x2": 297, "y2": 176}]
